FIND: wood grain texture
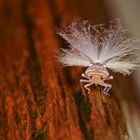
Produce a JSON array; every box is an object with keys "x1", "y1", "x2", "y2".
[{"x1": 0, "y1": 0, "x2": 129, "y2": 140}]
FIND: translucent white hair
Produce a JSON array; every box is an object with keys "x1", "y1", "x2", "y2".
[{"x1": 57, "y1": 19, "x2": 140, "y2": 75}]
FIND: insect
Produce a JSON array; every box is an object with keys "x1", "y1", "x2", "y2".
[{"x1": 57, "y1": 19, "x2": 139, "y2": 95}]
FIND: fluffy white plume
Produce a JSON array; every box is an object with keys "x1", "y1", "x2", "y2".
[
  {"x1": 58, "y1": 48, "x2": 91, "y2": 67},
  {"x1": 57, "y1": 19, "x2": 140, "y2": 74}
]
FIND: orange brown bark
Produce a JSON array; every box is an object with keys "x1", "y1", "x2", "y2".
[{"x1": 0, "y1": 0, "x2": 128, "y2": 140}]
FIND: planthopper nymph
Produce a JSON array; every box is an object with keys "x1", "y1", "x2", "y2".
[{"x1": 57, "y1": 19, "x2": 140, "y2": 95}]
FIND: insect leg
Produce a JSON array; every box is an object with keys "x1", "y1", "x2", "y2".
[
  {"x1": 84, "y1": 83, "x2": 93, "y2": 94},
  {"x1": 80, "y1": 79, "x2": 90, "y2": 86},
  {"x1": 103, "y1": 75, "x2": 113, "y2": 81},
  {"x1": 99, "y1": 82, "x2": 112, "y2": 96},
  {"x1": 106, "y1": 75, "x2": 113, "y2": 80},
  {"x1": 81, "y1": 73, "x2": 90, "y2": 79}
]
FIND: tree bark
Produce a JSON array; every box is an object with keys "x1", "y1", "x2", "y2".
[{"x1": 0, "y1": 0, "x2": 128, "y2": 140}]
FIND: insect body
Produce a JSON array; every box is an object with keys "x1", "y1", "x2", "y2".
[
  {"x1": 57, "y1": 19, "x2": 139, "y2": 95},
  {"x1": 80, "y1": 63, "x2": 113, "y2": 95}
]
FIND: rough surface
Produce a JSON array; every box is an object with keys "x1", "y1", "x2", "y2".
[{"x1": 0, "y1": 0, "x2": 129, "y2": 140}]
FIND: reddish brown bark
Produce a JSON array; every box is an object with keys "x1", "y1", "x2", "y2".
[{"x1": 0, "y1": 0, "x2": 128, "y2": 140}]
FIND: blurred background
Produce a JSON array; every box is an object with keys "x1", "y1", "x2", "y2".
[
  {"x1": 105, "y1": 1, "x2": 140, "y2": 140},
  {"x1": 0, "y1": 0, "x2": 140, "y2": 140}
]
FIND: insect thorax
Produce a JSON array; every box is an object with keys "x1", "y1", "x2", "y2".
[{"x1": 85, "y1": 63, "x2": 109, "y2": 79}]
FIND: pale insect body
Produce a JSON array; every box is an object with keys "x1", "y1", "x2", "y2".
[
  {"x1": 57, "y1": 19, "x2": 140, "y2": 95},
  {"x1": 80, "y1": 63, "x2": 113, "y2": 95}
]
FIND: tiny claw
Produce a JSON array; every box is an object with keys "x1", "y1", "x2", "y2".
[
  {"x1": 87, "y1": 90, "x2": 90, "y2": 95},
  {"x1": 103, "y1": 92, "x2": 110, "y2": 96}
]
